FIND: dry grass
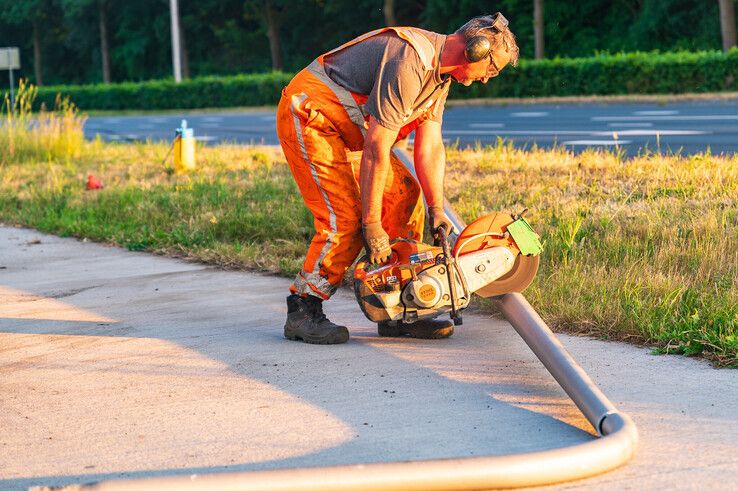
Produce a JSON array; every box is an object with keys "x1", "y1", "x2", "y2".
[
  {"x1": 1, "y1": 81, "x2": 85, "y2": 165},
  {"x1": 444, "y1": 142, "x2": 737, "y2": 365}
]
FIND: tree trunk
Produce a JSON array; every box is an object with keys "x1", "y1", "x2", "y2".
[
  {"x1": 98, "y1": 0, "x2": 111, "y2": 83},
  {"x1": 534, "y1": 0, "x2": 545, "y2": 59},
  {"x1": 32, "y1": 20, "x2": 43, "y2": 86},
  {"x1": 178, "y1": 13, "x2": 190, "y2": 78},
  {"x1": 265, "y1": 0, "x2": 283, "y2": 71},
  {"x1": 383, "y1": 0, "x2": 397, "y2": 26},
  {"x1": 718, "y1": 0, "x2": 737, "y2": 52}
]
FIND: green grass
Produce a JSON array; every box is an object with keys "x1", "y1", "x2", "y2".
[{"x1": 0, "y1": 137, "x2": 736, "y2": 367}]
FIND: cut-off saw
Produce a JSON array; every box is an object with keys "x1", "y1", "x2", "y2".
[{"x1": 354, "y1": 210, "x2": 543, "y2": 326}]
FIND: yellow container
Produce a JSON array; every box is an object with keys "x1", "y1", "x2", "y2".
[{"x1": 174, "y1": 120, "x2": 196, "y2": 173}]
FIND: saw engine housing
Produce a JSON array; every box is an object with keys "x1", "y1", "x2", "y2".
[{"x1": 354, "y1": 212, "x2": 543, "y2": 324}]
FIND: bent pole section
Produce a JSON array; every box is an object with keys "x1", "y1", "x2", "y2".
[{"x1": 50, "y1": 150, "x2": 637, "y2": 491}]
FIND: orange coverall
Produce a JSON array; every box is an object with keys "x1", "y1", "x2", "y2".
[{"x1": 276, "y1": 27, "x2": 444, "y2": 299}]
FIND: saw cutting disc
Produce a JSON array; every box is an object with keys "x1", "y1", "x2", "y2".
[
  {"x1": 453, "y1": 212, "x2": 540, "y2": 298},
  {"x1": 474, "y1": 253, "x2": 539, "y2": 298}
]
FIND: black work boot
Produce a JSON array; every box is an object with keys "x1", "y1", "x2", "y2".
[
  {"x1": 377, "y1": 318, "x2": 454, "y2": 339},
  {"x1": 284, "y1": 294, "x2": 349, "y2": 344}
]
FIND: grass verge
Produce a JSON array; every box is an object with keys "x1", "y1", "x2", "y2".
[
  {"x1": 0, "y1": 139, "x2": 736, "y2": 367},
  {"x1": 1, "y1": 80, "x2": 85, "y2": 165}
]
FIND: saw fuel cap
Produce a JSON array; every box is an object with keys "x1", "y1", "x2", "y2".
[{"x1": 410, "y1": 276, "x2": 443, "y2": 308}]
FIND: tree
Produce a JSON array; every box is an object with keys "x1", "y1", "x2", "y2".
[
  {"x1": 533, "y1": 0, "x2": 544, "y2": 59},
  {"x1": 0, "y1": 0, "x2": 54, "y2": 85},
  {"x1": 98, "y1": 0, "x2": 111, "y2": 82},
  {"x1": 383, "y1": 0, "x2": 397, "y2": 26},
  {"x1": 60, "y1": 0, "x2": 114, "y2": 83},
  {"x1": 718, "y1": 0, "x2": 737, "y2": 52},
  {"x1": 244, "y1": 0, "x2": 286, "y2": 71}
]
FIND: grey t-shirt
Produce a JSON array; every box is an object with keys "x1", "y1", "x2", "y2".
[{"x1": 323, "y1": 29, "x2": 451, "y2": 131}]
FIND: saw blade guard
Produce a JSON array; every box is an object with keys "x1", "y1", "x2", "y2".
[{"x1": 452, "y1": 212, "x2": 542, "y2": 298}]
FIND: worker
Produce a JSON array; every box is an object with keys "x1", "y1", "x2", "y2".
[{"x1": 276, "y1": 13, "x2": 519, "y2": 344}]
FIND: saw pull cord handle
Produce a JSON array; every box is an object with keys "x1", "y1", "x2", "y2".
[{"x1": 436, "y1": 225, "x2": 463, "y2": 326}]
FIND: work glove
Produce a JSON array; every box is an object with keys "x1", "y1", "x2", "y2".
[
  {"x1": 362, "y1": 221, "x2": 392, "y2": 264},
  {"x1": 429, "y1": 205, "x2": 453, "y2": 244}
]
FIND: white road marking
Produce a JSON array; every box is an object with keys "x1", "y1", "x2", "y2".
[
  {"x1": 407, "y1": 138, "x2": 451, "y2": 145},
  {"x1": 106, "y1": 135, "x2": 121, "y2": 140},
  {"x1": 593, "y1": 129, "x2": 707, "y2": 136},
  {"x1": 201, "y1": 123, "x2": 221, "y2": 128},
  {"x1": 633, "y1": 110, "x2": 679, "y2": 116},
  {"x1": 124, "y1": 134, "x2": 139, "y2": 139},
  {"x1": 195, "y1": 136, "x2": 219, "y2": 142},
  {"x1": 510, "y1": 111, "x2": 549, "y2": 117},
  {"x1": 607, "y1": 122, "x2": 654, "y2": 128},
  {"x1": 444, "y1": 130, "x2": 592, "y2": 136},
  {"x1": 592, "y1": 115, "x2": 738, "y2": 121},
  {"x1": 563, "y1": 140, "x2": 632, "y2": 146},
  {"x1": 468, "y1": 123, "x2": 505, "y2": 128}
]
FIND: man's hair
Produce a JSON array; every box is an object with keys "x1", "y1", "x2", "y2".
[{"x1": 456, "y1": 15, "x2": 520, "y2": 67}]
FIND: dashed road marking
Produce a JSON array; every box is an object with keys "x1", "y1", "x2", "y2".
[
  {"x1": 594, "y1": 129, "x2": 707, "y2": 136},
  {"x1": 592, "y1": 115, "x2": 738, "y2": 121},
  {"x1": 607, "y1": 122, "x2": 654, "y2": 127},
  {"x1": 468, "y1": 123, "x2": 505, "y2": 128},
  {"x1": 563, "y1": 140, "x2": 632, "y2": 146},
  {"x1": 633, "y1": 110, "x2": 679, "y2": 116},
  {"x1": 407, "y1": 138, "x2": 451, "y2": 145},
  {"x1": 444, "y1": 130, "x2": 590, "y2": 136},
  {"x1": 510, "y1": 111, "x2": 549, "y2": 117}
]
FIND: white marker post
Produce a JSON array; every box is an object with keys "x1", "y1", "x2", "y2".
[{"x1": 0, "y1": 47, "x2": 20, "y2": 108}]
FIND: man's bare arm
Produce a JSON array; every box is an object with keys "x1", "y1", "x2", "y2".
[
  {"x1": 360, "y1": 117, "x2": 400, "y2": 263},
  {"x1": 414, "y1": 120, "x2": 452, "y2": 233},
  {"x1": 360, "y1": 118, "x2": 399, "y2": 225}
]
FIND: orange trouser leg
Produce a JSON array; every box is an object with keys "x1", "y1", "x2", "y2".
[{"x1": 277, "y1": 89, "x2": 424, "y2": 299}]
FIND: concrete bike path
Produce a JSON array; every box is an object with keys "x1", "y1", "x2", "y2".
[{"x1": 0, "y1": 226, "x2": 735, "y2": 490}]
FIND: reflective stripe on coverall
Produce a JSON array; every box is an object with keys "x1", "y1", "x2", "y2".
[{"x1": 276, "y1": 27, "x2": 444, "y2": 299}]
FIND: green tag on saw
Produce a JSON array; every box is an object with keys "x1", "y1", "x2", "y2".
[{"x1": 507, "y1": 217, "x2": 544, "y2": 256}]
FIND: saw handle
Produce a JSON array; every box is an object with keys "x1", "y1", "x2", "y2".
[
  {"x1": 436, "y1": 225, "x2": 463, "y2": 326},
  {"x1": 432, "y1": 222, "x2": 449, "y2": 247}
]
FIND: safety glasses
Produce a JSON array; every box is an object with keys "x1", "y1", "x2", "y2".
[{"x1": 487, "y1": 55, "x2": 501, "y2": 78}]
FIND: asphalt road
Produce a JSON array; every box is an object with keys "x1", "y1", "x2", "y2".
[{"x1": 84, "y1": 99, "x2": 738, "y2": 156}]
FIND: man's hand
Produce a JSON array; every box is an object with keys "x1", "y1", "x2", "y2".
[
  {"x1": 362, "y1": 221, "x2": 392, "y2": 264},
  {"x1": 429, "y1": 205, "x2": 453, "y2": 244}
]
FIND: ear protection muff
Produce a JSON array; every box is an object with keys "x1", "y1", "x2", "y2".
[{"x1": 464, "y1": 12, "x2": 509, "y2": 62}]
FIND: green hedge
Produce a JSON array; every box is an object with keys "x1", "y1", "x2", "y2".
[
  {"x1": 35, "y1": 72, "x2": 292, "y2": 111},
  {"x1": 35, "y1": 49, "x2": 738, "y2": 111},
  {"x1": 455, "y1": 49, "x2": 738, "y2": 99}
]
